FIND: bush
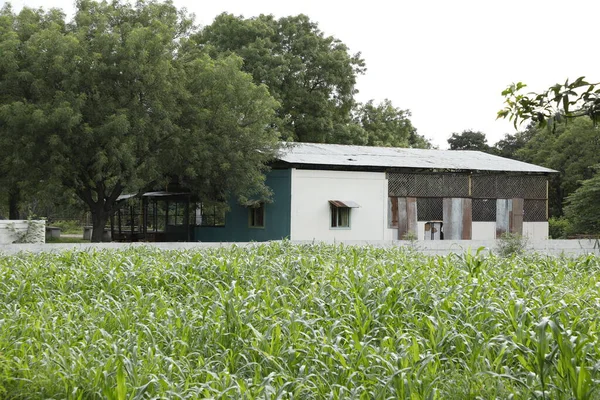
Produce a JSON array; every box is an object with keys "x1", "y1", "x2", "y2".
[
  {"x1": 549, "y1": 217, "x2": 571, "y2": 239},
  {"x1": 496, "y1": 232, "x2": 528, "y2": 257},
  {"x1": 50, "y1": 220, "x2": 82, "y2": 234}
]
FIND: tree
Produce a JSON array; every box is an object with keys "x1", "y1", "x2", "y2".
[
  {"x1": 195, "y1": 13, "x2": 366, "y2": 144},
  {"x1": 497, "y1": 77, "x2": 600, "y2": 232},
  {"x1": 498, "y1": 77, "x2": 600, "y2": 129},
  {"x1": 492, "y1": 128, "x2": 535, "y2": 159},
  {"x1": 564, "y1": 167, "x2": 600, "y2": 234},
  {"x1": 354, "y1": 100, "x2": 430, "y2": 148},
  {"x1": 0, "y1": 5, "x2": 66, "y2": 219},
  {"x1": 447, "y1": 130, "x2": 489, "y2": 151},
  {"x1": 515, "y1": 118, "x2": 600, "y2": 216},
  {"x1": 0, "y1": 1, "x2": 280, "y2": 241}
]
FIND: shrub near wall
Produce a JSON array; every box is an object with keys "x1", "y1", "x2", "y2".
[{"x1": 0, "y1": 220, "x2": 46, "y2": 244}]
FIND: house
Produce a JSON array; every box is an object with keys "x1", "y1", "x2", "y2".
[{"x1": 194, "y1": 143, "x2": 556, "y2": 242}]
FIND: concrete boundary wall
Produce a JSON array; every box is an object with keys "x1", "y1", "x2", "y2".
[
  {"x1": 1, "y1": 239, "x2": 599, "y2": 257},
  {"x1": 0, "y1": 220, "x2": 46, "y2": 244}
]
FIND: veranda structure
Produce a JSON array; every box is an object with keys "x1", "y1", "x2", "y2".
[{"x1": 112, "y1": 192, "x2": 195, "y2": 242}]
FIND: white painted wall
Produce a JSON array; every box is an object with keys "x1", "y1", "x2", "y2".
[
  {"x1": 523, "y1": 222, "x2": 549, "y2": 241},
  {"x1": 384, "y1": 228, "x2": 396, "y2": 241},
  {"x1": 290, "y1": 169, "x2": 388, "y2": 241},
  {"x1": 473, "y1": 222, "x2": 496, "y2": 240}
]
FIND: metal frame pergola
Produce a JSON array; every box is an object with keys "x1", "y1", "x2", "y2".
[{"x1": 111, "y1": 192, "x2": 194, "y2": 242}]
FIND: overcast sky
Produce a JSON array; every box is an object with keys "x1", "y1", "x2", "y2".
[{"x1": 6, "y1": 0, "x2": 600, "y2": 148}]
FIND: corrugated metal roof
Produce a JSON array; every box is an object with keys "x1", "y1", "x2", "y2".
[{"x1": 277, "y1": 143, "x2": 556, "y2": 173}]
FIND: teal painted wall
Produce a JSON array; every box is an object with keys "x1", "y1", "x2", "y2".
[{"x1": 194, "y1": 169, "x2": 291, "y2": 242}]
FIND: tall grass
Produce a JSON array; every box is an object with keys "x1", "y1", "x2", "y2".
[{"x1": 0, "y1": 243, "x2": 599, "y2": 399}]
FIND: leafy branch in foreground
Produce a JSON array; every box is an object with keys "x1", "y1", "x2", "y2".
[{"x1": 498, "y1": 77, "x2": 600, "y2": 130}]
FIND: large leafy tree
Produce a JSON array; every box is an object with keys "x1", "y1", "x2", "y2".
[
  {"x1": 354, "y1": 100, "x2": 430, "y2": 148},
  {"x1": 195, "y1": 13, "x2": 366, "y2": 144},
  {"x1": 564, "y1": 167, "x2": 600, "y2": 234},
  {"x1": 492, "y1": 128, "x2": 535, "y2": 159},
  {"x1": 0, "y1": 1, "x2": 280, "y2": 241},
  {"x1": 516, "y1": 118, "x2": 600, "y2": 217},
  {"x1": 497, "y1": 77, "x2": 600, "y2": 233},
  {"x1": 447, "y1": 130, "x2": 489, "y2": 151},
  {"x1": 0, "y1": 5, "x2": 66, "y2": 219}
]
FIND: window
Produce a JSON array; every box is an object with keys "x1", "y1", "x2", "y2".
[
  {"x1": 329, "y1": 200, "x2": 359, "y2": 229},
  {"x1": 199, "y1": 202, "x2": 226, "y2": 227},
  {"x1": 248, "y1": 202, "x2": 265, "y2": 228},
  {"x1": 331, "y1": 205, "x2": 351, "y2": 228},
  {"x1": 167, "y1": 201, "x2": 187, "y2": 226}
]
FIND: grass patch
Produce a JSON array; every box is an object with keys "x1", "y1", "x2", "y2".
[
  {"x1": 0, "y1": 243, "x2": 599, "y2": 398},
  {"x1": 45, "y1": 236, "x2": 89, "y2": 243},
  {"x1": 48, "y1": 220, "x2": 83, "y2": 235}
]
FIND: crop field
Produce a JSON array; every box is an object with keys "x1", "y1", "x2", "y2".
[{"x1": 0, "y1": 243, "x2": 599, "y2": 399}]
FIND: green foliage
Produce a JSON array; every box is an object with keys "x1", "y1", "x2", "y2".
[
  {"x1": 564, "y1": 167, "x2": 600, "y2": 235},
  {"x1": 549, "y1": 217, "x2": 571, "y2": 239},
  {"x1": 0, "y1": 1, "x2": 280, "y2": 241},
  {"x1": 498, "y1": 77, "x2": 600, "y2": 129},
  {"x1": 492, "y1": 127, "x2": 536, "y2": 159},
  {"x1": 45, "y1": 236, "x2": 89, "y2": 243},
  {"x1": 355, "y1": 99, "x2": 430, "y2": 148},
  {"x1": 447, "y1": 130, "x2": 489, "y2": 151},
  {"x1": 1, "y1": 244, "x2": 600, "y2": 398},
  {"x1": 516, "y1": 118, "x2": 600, "y2": 217},
  {"x1": 50, "y1": 220, "x2": 82, "y2": 234},
  {"x1": 496, "y1": 232, "x2": 528, "y2": 257},
  {"x1": 196, "y1": 13, "x2": 366, "y2": 144}
]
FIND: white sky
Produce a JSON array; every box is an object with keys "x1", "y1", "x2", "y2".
[{"x1": 5, "y1": 0, "x2": 600, "y2": 148}]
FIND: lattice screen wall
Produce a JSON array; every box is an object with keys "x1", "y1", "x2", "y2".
[
  {"x1": 387, "y1": 172, "x2": 548, "y2": 222},
  {"x1": 388, "y1": 173, "x2": 469, "y2": 197}
]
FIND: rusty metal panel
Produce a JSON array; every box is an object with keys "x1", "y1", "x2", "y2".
[
  {"x1": 328, "y1": 200, "x2": 360, "y2": 208},
  {"x1": 397, "y1": 197, "x2": 408, "y2": 240},
  {"x1": 443, "y1": 198, "x2": 472, "y2": 240},
  {"x1": 511, "y1": 198, "x2": 524, "y2": 234},
  {"x1": 496, "y1": 199, "x2": 511, "y2": 238},
  {"x1": 397, "y1": 197, "x2": 417, "y2": 239},
  {"x1": 461, "y1": 198, "x2": 472, "y2": 239},
  {"x1": 388, "y1": 197, "x2": 398, "y2": 228},
  {"x1": 406, "y1": 197, "x2": 417, "y2": 237},
  {"x1": 443, "y1": 198, "x2": 461, "y2": 240}
]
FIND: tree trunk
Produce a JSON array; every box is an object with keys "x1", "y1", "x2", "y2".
[
  {"x1": 90, "y1": 208, "x2": 109, "y2": 243},
  {"x1": 77, "y1": 182, "x2": 123, "y2": 243},
  {"x1": 8, "y1": 185, "x2": 20, "y2": 220}
]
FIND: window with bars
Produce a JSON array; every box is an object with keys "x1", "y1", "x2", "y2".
[
  {"x1": 248, "y1": 202, "x2": 265, "y2": 228},
  {"x1": 199, "y1": 202, "x2": 226, "y2": 227}
]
